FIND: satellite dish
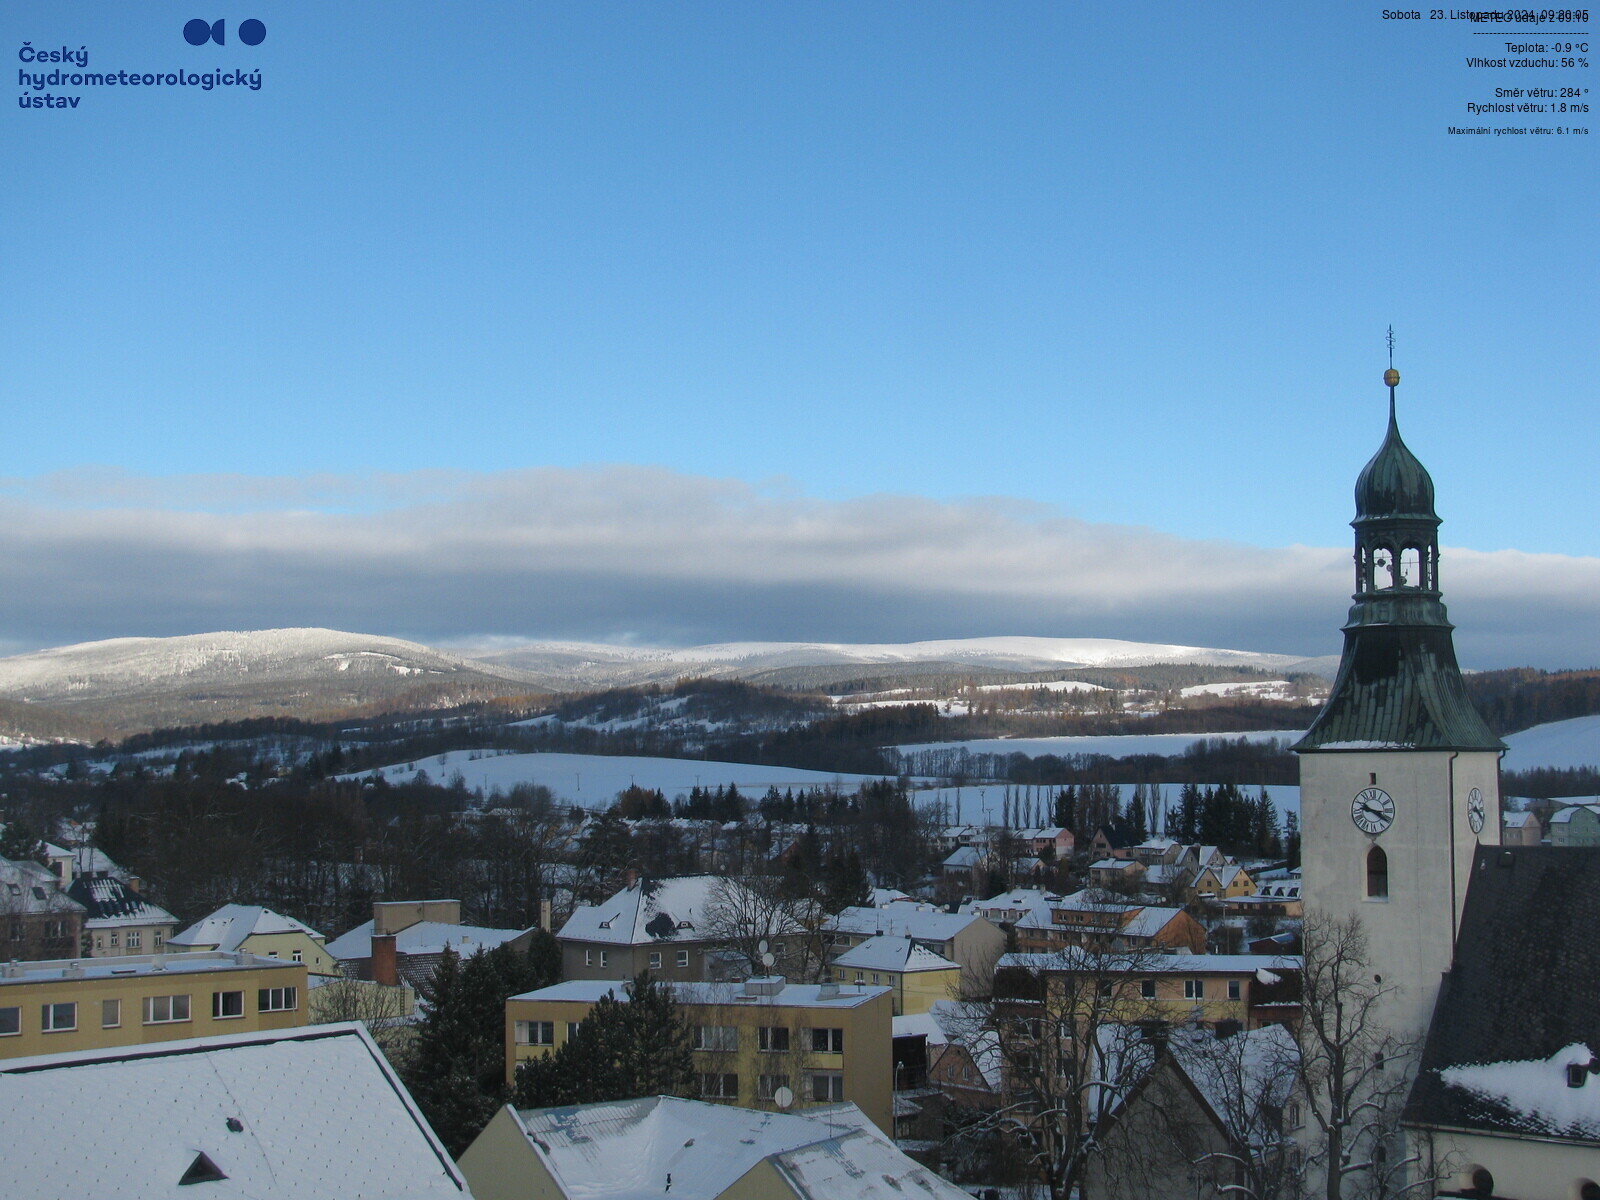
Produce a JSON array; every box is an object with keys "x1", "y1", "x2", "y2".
[
  {"x1": 757, "y1": 940, "x2": 769, "y2": 955},
  {"x1": 760, "y1": 952, "x2": 776, "y2": 968},
  {"x1": 773, "y1": 1085, "x2": 793, "y2": 1109}
]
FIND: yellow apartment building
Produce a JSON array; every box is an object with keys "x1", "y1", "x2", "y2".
[
  {"x1": 0, "y1": 950, "x2": 307, "y2": 1059},
  {"x1": 505, "y1": 976, "x2": 894, "y2": 1134}
]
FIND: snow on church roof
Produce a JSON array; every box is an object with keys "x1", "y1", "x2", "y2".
[
  {"x1": 0, "y1": 1024, "x2": 468, "y2": 1200},
  {"x1": 1440, "y1": 1044, "x2": 1600, "y2": 1140}
]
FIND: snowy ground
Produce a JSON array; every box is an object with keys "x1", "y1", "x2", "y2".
[
  {"x1": 339, "y1": 751, "x2": 902, "y2": 805},
  {"x1": 1502, "y1": 715, "x2": 1600, "y2": 773},
  {"x1": 1179, "y1": 680, "x2": 1301, "y2": 701},
  {"x1": 336, "y1": 749, "x2": 1299, "y2": 823}
]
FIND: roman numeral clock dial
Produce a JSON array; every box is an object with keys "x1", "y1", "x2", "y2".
[{"x1": 1351, "y1": 787, "x2": 1395, "y2": 835}]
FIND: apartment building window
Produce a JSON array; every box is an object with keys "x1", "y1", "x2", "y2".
[
  {"x1": 0, "y1": 1006, "x2": 19, "y2": 1035},
  {"x1": 1227, "y1": 979, "x2": 1242, "y2": 1001},
  {"x1": 292, "y1": 950, "x2": 303, "y2": 963},
  {"x1": 143, "y1": 994, "x2": 191, "y2": 1024},
  {"x1": 811, "y1": 1027, "x2": 844, "y2": 1053},
  {"x1": 109, "y1": 932, "x2": 119, "y2": 948},
  {"x1": 1184, "y1": 979, "x2": 1205, "y2": 1001},
  {"x1": 258, "y1": 986, "x2": 297, "y2": 1013},
  {"x1": 699, "y1": 1073, "x2": 739, "y2": 1100},
  {"x1": 694, "y1": 1025, "x2": 739, "y2": 1052},
  {"x1": 757, "y1": 1074, "x2": 790, "y2": 1100},
  {"x1": 515, "y1": 1020, "x2": 554, "y2": 1046},
  {"x1": 758, "y1": 1026, "x2": 790, "y2": 1053},
  {"x1": 126, "y1": 931, "x2": 141, "y2": 950},
  {"x1": 102, "y1": 999, "x2": 121, "y2": 1028},
  {"x1": 42, "y1": 1002, "x2": 77, "y2": 1032},
  {"x1": 213, "y1": 991, "x2": 244, "y2": 1019},
  {"x1": 584, "y1": 950, "x2": 592, "y2": 966},
  {"x1": 1141, "y1": 980, "x2": 1157, "y2": 999},
  {"x1": 808, "y1": 1071, "x2": 844, "y2": 1102},
  {"x1": 153, "y1": 932, "x2": 163, "y2": 948},
  {"x1": 599, "y1": 951, "x2": 608, "y2": 968},
  {"x1": 566, "y1": 1022, "x2": 582, "y2": 1041},
  {"x1": 676, "y1": 950, "x2": 689, "y2": 968},
  {"x1": 649, "y1": 952, "x2": 661, "y2": 970}
]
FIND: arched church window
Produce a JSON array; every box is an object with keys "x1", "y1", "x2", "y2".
[
  {"x1": 1366, "y1": 846, "x2": 1389, "y2": 898},
  {"x1": 1399, "y1": 547, "x2": 1421, "y2": 588}
]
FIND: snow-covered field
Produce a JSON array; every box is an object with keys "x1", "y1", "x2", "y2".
[
  {"x1": 1502, "y1": 715, "x2": 1600, "y2": 773},
  {"x1": 974, "y1": 680, "x2": 1109, "y2": 695},
  {"x1": 1179, "y1": 680, "x2": 1301, "y2": 701},
  {"x1": 891, "y1": 730, "x2": 1304, "y2": 760},
  {"x1": 340, "y1": 751, "x2": 902, "y2": 804}
]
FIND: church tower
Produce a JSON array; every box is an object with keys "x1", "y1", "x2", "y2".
[{"x1": 1295, "y1": 361, "x2": 1503, "y2": 1038}]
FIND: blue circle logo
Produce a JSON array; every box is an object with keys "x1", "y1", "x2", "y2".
[
  {"x1": 184, "y1": 18, "x2": 224, "y2": 46},
  {"x1": 239, "y1": 19, "x2": 266, "y2": 46}
]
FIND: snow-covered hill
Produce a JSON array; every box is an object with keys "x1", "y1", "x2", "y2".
[
  {"x1": 468, "y1": 635, "x2": 1325, "y2": 689},
  {"x1": 1502, "y1": 715, "x2": 1600, "y2": 773},
  {"x1": 0, "y1": 629, "x2": 548, "y2": 736}
]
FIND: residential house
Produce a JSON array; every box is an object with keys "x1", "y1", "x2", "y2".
[
  {"x1": 897, "y1": 999, "x2": 1003, "y2": 1112},
  {"x1": 1191, "y1": 861, "x2": 1256, "y2": 902},
  {"x1": 1045, "y1": 894, "x2": 1207, "y2": 954},
  {"x1": 1088, "y1": 824, "x2": 1140, "y2": 860},
  {"x1": 824, "y1": 905, "x2": 1006, "y2": 997},
  {"x1": 1548, "y1": 803, "x2": 1600, "y2": 847},
  {"x1": 505, "y1": 976, "x2": 894, "y2": 1133},
  {"x1": 0, "y1": 856, "x2": 84, "y2": 961},
  {"x1": 459, "y1": 1094, "x2": 968, "y2": 1200},
  {"x1": 0, "y1": 1023, "x2": 469, "y2": 1199},
  {"x1": 66, "y1": 875, "x2": 176, "y2": 958},
  {"x1": 327, "y1": 899, "x2": 536, "y2": 989},
  {"x1": 830, "y1": 935, "x2": 960, "y2": 1015},
  {"x1": 557, "y1": 874, "x2": 732, "y2": 982},
  {"x1": 169, "y1": 903, "x2": 338, "y2": 976},
  {"x1": 1501, "y1": 810, "x2": 1542, "y2": 846},
  {"x1": 1085, "y1": 1023, "x2": 1299, "y2": 1200},
  {"x1": 0, "y1": 950, "x2": 307, "y2": 1060},
  {"x1": 1087, "y1": 858, "x2": 1146, "y2": 892}
]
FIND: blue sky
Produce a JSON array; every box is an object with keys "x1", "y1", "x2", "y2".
[{"x1": 3, "y1": 3, "x2": 1596, "y2": 664}]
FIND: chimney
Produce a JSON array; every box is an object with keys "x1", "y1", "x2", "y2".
[
  {"x1": 539, "y1": 899, "x2": 553, "y2": 933},
  {"x1": 371, "y1": 933, "x2": 399, "y2": 987},
  {"x1": 127, "y1": 876, "x2": 142, "y2": 895},
  {"x1": 625, "y1": 869, "x2": 639, "y2": 889}
]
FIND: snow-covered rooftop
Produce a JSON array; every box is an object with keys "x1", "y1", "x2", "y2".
[
  {"x1": 1440, "y1": 1043, "x2": 1600, "y2": 1139},
  {"x1": 0, "y1": 1023, "x2": 467, "y2": 1199},
  {"x1": 0, "y1": 950, "x2": 300, "y2": 988},
  {"x1": 498, "y1": 1095, "x2": 967, "y2": 1199},
  {"x1": 832, "y1": 934, "x2": 959, "y2": 974},
  {"x1": 558, "y1": 875, "x2": 733, "y2": 946},
  {"x1": 825, "y1": 904, "x2": 986, "y2": 944},
  {"x1": 170, "y1": 903, "x2": 324, "y2": 951},
  {"x1": 510, "y1": 977, "x2": 891, "y2": 1010},
  {"x1": 326, "y1": 919, "x2": 529, "y2": 961}
]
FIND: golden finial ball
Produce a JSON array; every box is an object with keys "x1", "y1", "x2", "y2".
[{"x1": 1384, "y1": 368, "x2": 1400, "y2": 387}]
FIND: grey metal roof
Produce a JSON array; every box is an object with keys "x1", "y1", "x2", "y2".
[
  {"x1": 1404, "y1": 845, "x2": 1600, "y2": 1142},
  {"x1": 1354, "y1": 402, "x2": 1438, "y2": 524},
  {"x1": 1294, "y1": 608, "x2": 1502, "y2": 752}
]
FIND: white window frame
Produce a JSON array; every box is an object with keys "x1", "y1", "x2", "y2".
[
  {"x1": 648, "y1": 951, "x2": 661, "y2": 969},
  {"x1": 126, "y1": 930, "x2": 141, "y2": 949},
  {"x1": 1184, "y1": 979, "x2": 1205, "y2": 1001},
  {"x1": 258, "y1": 986, "x2": 298, "y2": 1013},
  {"x1": 811, "y1": 1026, "x2": 844, "y2": 1053},
  {"x1": 676, "y1": 950, "x2": 689, "y2": 967},
  {"x1": 515, "y1": 1020, "x2": 554, "y2": 1046},
  {"x1": 808, "y1": 1070, "x2": 845, "y2": 1102},
  {"x1": 143, "y1": 994, "x2": 192, "y2": 1024},
  {"x1": 42, "y1": 1001, "x2": 77, "y2": 1032},
  {"x1": 101, "y1": 998, "x2": 121, "y2": 1028},
  {"x1": 757, "y1": 1073, "x2": 790, "y2": 1100},
  {"x1": 699, "y1": 1072, "x2": 739, "y2": 1099},
  {"x1": 694, "y1": 1024, "x2": 739, "y2": 1052},
  {"x1": 0, "y1": 1005, "x2": 20, "y2": 1036},
  {"x1": 758, "y1": 1025, "x2": 790, "y2": 1053},
  {"x1": 212, "y1": 990, "x2": 244, "y2": 1020}
]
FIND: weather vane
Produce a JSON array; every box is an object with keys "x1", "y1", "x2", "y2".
[
  {"x1": 1387, "y1": 325, "x2": 1395, "y2": 367},
  {"x1": 1384, "y1": 326, "x2": 1400, "y2": 391}
]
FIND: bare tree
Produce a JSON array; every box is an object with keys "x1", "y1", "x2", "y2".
[
  {"x1": 699, "y1": 875, "x2": 829, "y2": 982},
  {"x1": 1296, "y1": 910, "x2": 1444, "y2": 1200},
  {"x1": 945, "y1": 941, "x2": 1171, "y2": 1200},
  {"x1": 310, "y1": 975, "x2": 417, "y2": 1069}
]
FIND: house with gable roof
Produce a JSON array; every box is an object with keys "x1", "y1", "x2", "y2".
[
  {"x1": 830, "y1": 934, "x2": 960, "y2": 1015},
  {"x1": 0, "y1": 855, "x2": 84, "y2": 960},
  {"x1": 557, "y1": 873, "x2": 736, "y2": 982},
  {"x1": 67, "y1": 874, "x2": 177, "y2": 958},
  {"x1": 168, "y1": 903, "x2": 337, "y2": 975},
  {"x1": 327, "y1": 899, "x2": 536, "y2": 990},
  {"x1": 824, "y1": 904, "x2": 1005, "y2": 997},
  {"x1": 458, "y1": 1094, "x2": 969, "y2": 1200}
]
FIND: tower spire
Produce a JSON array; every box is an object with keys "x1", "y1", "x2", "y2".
[{"x1": 1384, "y1": 326, "x2": 1400, "y2": 425}]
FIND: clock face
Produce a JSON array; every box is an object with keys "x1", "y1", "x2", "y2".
[
  {"x1": 1467, "y1": 787, "x2": 1485, "y2": 834},
  {"x1": 1351, "y1": 787, "x2": 1395, "y2": 835}
]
